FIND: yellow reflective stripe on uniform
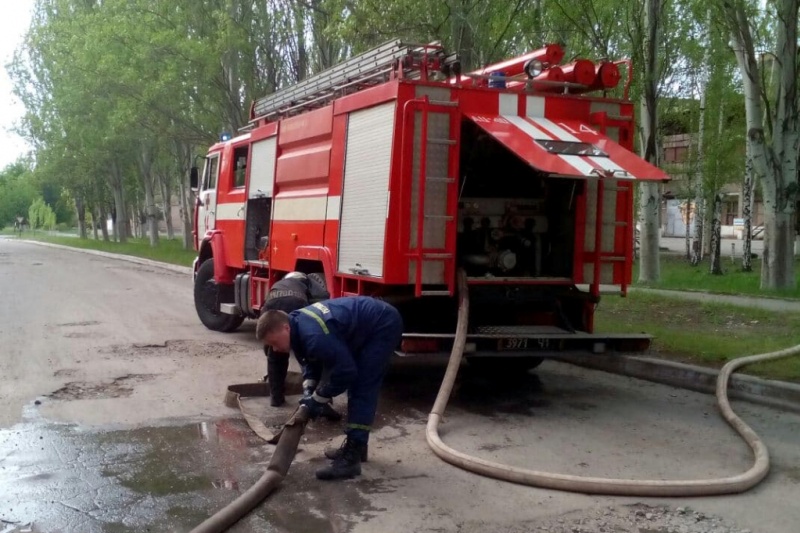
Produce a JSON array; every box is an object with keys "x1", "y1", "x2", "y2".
[
  {"x1": 299, "y1": 308, "x2": 329, "y2": 334},
  {"x1": 347, "y1": 423, "x2": 371, "y2": 431}
]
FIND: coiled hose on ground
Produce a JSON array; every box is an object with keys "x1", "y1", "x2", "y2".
[
  {"x1": 194, "y1": 271, "x2": 798, "y2": 532},
  {"x1": 426, "y1": 269, "x2": 800, "y2": 496}
]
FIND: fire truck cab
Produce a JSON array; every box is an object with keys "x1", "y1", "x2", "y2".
[{"x1": 191, "y1": 40, "x2": 669, "y2": 369}]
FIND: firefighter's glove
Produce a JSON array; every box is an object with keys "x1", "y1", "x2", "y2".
[{"x1": 299, "y1": 393, "x2": 331, "y2": 420}]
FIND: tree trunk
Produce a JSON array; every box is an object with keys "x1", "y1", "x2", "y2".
[
  {"x1": 638, "y1": 183, "x2": 661, "y2": 282},
  {"x1": 137, "y1": 144, "x2": 159, "y2": 247},
  {"x1": 110, "y1": 204, "x2": 118, "y2": 242},
  {"x1": 99, "y1": 204, "x2": 109, "y2": 242},
  {"x1": 160, "y1": 172, "x2": 175, "y2": 240},
  {"x1": 709, "y1": 193, "x2": 723, "y2": 275},
  {"x1": 176, "y1": 141, "x2": 195, "y2": 250},
  {"x1": 75, "y1": 193, "x2": 87, "y2": 239},
  {"x1": 637, "y1": 0, "x2": 661, "y2": 283},
  {"x1": 91, "y1": 205, "x2": 99, "y2": 240},
  {"x1": 110, "y1": 162, "x2": 128, "y2": 244},
  {"x1": 693, "y1": 11, "x2": 713, "y2": 261},
  {"x1": 140, "y1": 205, "x2": 147, "y2": 240},
  {"x1": 742, "y1": 137, "x2": 754, "y2": 272},
  {"x1": 761, "y1": 180, "x2": 796, "y2": 289},
  {"x1": 684, "y1": 199, "x2": 691, "y2": 260},
  {"x1": 451, "y1": 0, "x2": 476, "y2": 70}
]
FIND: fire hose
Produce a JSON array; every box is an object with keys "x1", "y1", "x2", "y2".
[
  {"x1": 426, "y1": 269, "x2": 797, "y2": 496},
  {"x1": 193, "y1": 270, "x2": 797, "y2": 532},
  {"x1": 189, "y1": 404, "x2": 311, "y2": 533}
]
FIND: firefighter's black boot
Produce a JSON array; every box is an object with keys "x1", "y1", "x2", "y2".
[
  {"x1": 316, "y1": 438, "x2": 366, "y2": 480},
  {"x1": 266, "y1": 353, "x2": 289, "y2": 407},
  {"x1": 324, "y1": 437, "x2": 368, "y2": 462}
]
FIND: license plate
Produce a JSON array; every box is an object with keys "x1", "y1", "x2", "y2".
[
  {"x1": 499, "y1": 338, "x2": 529, "y2": 350},
  {"x1": 498, "y1": 338, "x2": 551, "y2": 351}
]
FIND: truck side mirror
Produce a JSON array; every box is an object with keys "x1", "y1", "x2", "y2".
[{"x1": 189, "y1": 166, "x2": 199, "y2": 191}]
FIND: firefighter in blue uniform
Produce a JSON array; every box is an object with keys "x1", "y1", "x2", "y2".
[
  {"x1": 256, "y1": 296, "x2": 404, "y2": 480},
  {"x1": 259, "y1": 272, "x2": 340, "y2": 422}
]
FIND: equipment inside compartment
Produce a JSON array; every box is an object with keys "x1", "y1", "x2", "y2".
[{"x1": 458, "y1": 120, "x2": 578, "y2": 278}]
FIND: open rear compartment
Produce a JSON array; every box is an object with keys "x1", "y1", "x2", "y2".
[{"x1": 457, "y1": 119, "x2": 596, "y2": 334}]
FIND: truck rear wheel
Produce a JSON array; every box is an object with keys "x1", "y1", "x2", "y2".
[{"x1": 194, "y1": 258, "x2": 244, "y2": 333}]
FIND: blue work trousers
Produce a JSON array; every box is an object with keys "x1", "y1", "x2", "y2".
[{"x1": 345, "y1": 305, "x2": 404, "y2": 444}]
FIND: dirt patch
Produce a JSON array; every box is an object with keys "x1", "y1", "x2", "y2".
[
  {"x1": 528, "y1": 504, "x2": 750, "y2": 533},
  {"x1": 53, "y1": 369, "x2": 77, "y2": 378},
  {"x1": 104, "y1": 264, "x2": 159, "y2": 274},
  {"x1": 48, "y1": 374, "x2": 156, "y2": 400},
  {"x1": 56, "y1": 320, "x2": 100, "y2": 327},
  {"x1": 102, "y1": 340, "x2": 253, "y2": 359}
]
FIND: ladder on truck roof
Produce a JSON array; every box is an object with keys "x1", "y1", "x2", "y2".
[{"x1": 250, "y1": 40, "x2": 459, "y2": 123}]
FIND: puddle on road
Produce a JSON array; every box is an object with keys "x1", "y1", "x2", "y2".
[
  {"x1": 0, "y1": 415, "x2": 381, "y2": 533},
  {"x1": 1, "y1": 360, "x2": 561, "y2": 533}
]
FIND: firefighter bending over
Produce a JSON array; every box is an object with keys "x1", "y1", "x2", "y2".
[
  {"x1": 256, "y1": 297, "x2": 404, "y2": 480},
  {"x1": 260, "y1": 272, "x2": 340, "y2": 421}
]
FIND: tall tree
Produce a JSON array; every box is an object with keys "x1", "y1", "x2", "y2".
[
  {"x1": 719, "y1": 0, "x2": 799, "y2": 289},
  {"x1": 637, "y1": 0, "x2": 663, "y2": 283}
]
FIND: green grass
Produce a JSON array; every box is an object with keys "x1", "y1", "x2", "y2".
[
  {"x1": 634, "y1": 254, "x2": 800, "y2": 300},
  {"x1": 596, "y1": 291, "x2": 800, "y2": 382},
  {"x1": 3, "y1": 231, "x2": 196, "y2": 267}
]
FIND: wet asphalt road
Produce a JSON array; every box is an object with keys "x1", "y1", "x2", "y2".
[{"x1": 1, "y1": 238, "x2": 799, "y2": 533}]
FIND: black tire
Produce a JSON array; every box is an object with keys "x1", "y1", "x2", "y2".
[
  {"x1": 194, "y1": 258, "x2": 244, "y2": 332},
  {"x1": 467, "y1": 356, "x2": 544, "y2": 376},
  {"x1": 307, "y1": 272, "x2": 329, "y2": 300}
]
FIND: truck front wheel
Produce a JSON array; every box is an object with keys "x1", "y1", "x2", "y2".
[{"x1": 194, "y1": 258, "x2": 244, "y2": 333}]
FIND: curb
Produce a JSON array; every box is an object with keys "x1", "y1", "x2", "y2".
[
  {"x1": 15, "y1": 239, "x2": 194, "y2": 276},
  {"x1": 560, "y1": 354, "x2": 800, "y2": 413}
]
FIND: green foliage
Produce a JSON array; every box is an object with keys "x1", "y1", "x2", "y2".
[
  {"x1": 27, "y1": 197, "x2": 55, "y2": 231},
  {"x1": 26, "y1": 196, "x2": 59, "y2": 231},
  {"x1": 6, "y1": 0, "x2": 795, "y2": 272},
  {"x1": 0, "y1": 161, "x2": 37, "y2": 228}
]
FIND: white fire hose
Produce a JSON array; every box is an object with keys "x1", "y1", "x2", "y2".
[{"x1": 426, "y1": 269, "x2": 798, "y2": 496}]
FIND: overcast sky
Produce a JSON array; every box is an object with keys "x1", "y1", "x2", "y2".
[{"x1": 0, "y1": 1, "x2": 33, "y2": 170}]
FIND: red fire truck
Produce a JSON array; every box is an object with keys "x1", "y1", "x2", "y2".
[{"x1": 190, "y1": 40, "x2": 668, "y2": 369}]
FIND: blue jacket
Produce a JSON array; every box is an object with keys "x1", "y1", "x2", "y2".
[{"x1": 288, "y1": 297, "x2": 397, "y2": 398}]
